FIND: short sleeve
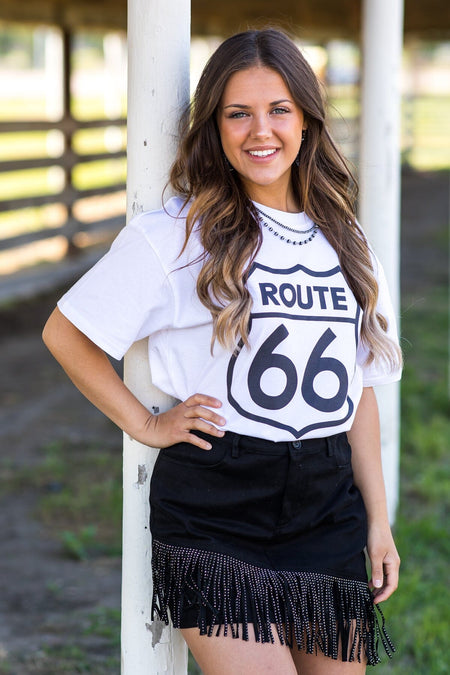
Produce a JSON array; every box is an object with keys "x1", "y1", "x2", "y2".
[
  {"x1": 57, "y1": 220, "x2": 175, "y2": 360},
  {"x1": 356, "y1": 253, "x2": 402, "y2": 386}
]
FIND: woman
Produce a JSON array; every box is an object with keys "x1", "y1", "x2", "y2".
[{"x1": 43, "y1": 28, "x2": 402, "y2": 674}]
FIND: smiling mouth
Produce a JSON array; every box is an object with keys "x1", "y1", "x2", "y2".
[{"x1": 247, "y1": 149, "x2": 278, "y2": 158}]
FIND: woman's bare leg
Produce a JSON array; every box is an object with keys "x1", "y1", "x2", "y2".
[
  {"x1": 182, "y1": 625, "x2": 298, "y2": 675},
  {"x1": 290, "y1": 646, "x2": 367, "y2": 675}
]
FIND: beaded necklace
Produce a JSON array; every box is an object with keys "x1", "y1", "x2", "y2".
[{"x1": 256, "y1": 207, "x2": 319, "y2": 246}]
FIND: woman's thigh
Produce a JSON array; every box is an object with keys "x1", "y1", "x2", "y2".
[
  {"x1": 290, "y1": 646, "x2": 366, "y2": 675},
  {"x1": 182, "y1": 625, "x2": 298, "y2": 675}
]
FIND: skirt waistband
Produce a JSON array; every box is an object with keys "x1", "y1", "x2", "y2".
[{"x1": 196, "y1": 430, "x2": 347, "y2": 458}]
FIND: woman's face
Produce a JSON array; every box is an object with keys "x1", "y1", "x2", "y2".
[{"x1": 217, "y1": 66, "x2": 306, "y2": 210}]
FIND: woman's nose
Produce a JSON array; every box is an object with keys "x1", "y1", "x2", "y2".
[{"x1": 251, "y1": 114, "x2": 271, "y2": 139}]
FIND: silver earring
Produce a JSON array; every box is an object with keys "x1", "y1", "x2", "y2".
[{"x1": 295, "y1": 130, "x2": 307, "y2": 165}]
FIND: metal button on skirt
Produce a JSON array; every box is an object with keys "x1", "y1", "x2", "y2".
[{"x1": 150, "y1": 431, "x2": 394, "y2": 665}]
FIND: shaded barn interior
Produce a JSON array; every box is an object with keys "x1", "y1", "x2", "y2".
[
  {"x1": 2, "y1": 0, "x2": 450, "y2": 37},
  {"x1": 0, "y1": 0, "x2": 449, "y2": 303}
]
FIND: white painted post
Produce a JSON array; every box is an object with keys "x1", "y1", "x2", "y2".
[
  {"x1": 359, "y1": 0, "x2": 404, "y2": 523},
  {"x1": 44, "y1": 27, "x2": 64, "y2": 121},
  {"x1": 103, "y1": 32, "x2": 125, "y2": 120},
  {"x1": 103, "y1": 32, "x2": 126, "y2": 154},
  {"x1": 44, "y1": 27, "x2": 65, "y2": 188},
  {"x1": 121, "y1": 1, "x2": 190, "y2": 673}
]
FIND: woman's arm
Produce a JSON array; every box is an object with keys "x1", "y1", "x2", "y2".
[
  {"x1": 347, "y1": 386, "x2": 400, "y2": 603},
  {"x1": 42, "y1": 308, "x2": 225, "y2": 450}
]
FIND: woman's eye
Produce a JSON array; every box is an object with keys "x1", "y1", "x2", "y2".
[
  {"x1": 229, "y1": 111, "x2": 248, "y2": 119},
  {"x1": 272, "y1": 107, "x2": 289, "y2": 115}
]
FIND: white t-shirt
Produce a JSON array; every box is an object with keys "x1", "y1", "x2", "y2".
[{"x1": 58, "y1": 196, "x2": 401, "y2": 441}]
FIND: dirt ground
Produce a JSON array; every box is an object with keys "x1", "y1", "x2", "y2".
[
  {"x1": 0, "y1": 296, "x2": 123, "y2": 673},
  {"x1": 0, "y1": 169, "x2": 448, "y2": 674}
]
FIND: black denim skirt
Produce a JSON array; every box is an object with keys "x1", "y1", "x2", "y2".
[{"x1": 150, "y1": 431, "x2": 394, "y2": 665}]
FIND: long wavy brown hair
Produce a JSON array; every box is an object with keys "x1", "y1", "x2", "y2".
[{"x1": 169, "y1": 28, "x2": 402, "y2": 369}]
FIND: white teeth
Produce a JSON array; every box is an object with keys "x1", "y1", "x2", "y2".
[{"x1": 248, "y1": 149, "x2": 277, "y2": 157}]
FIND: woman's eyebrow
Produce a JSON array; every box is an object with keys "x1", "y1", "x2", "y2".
[
  {"x1": 223, "y1": 103, "x2": 251, "y2": 109},
  {"x1": 223, "y1": 98, "x2": 293, "y2": 110}
]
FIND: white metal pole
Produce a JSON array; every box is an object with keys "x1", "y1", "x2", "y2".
[
  {"x1": 44, "y1": 26, "x2": 64, "y2": 121},
  {"x1": 122, "y1": 1, "x2": 190, "y2": 673},
  {"x1": 359, "y1": 0, "x2": 404, "y2": 523}
]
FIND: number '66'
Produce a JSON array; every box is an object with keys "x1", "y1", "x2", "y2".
[{"x1": 247, "y1": 325, "x2": 348, "y2": 413}]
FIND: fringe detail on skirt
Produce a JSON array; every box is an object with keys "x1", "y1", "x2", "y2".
[{"x1": 151, "y1": 539, "x2": 395, "y2": 665}]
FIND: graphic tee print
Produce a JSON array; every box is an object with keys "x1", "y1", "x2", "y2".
[
  {"x1": 227, "y1": 262, "x2": 361, "y2": 439},
  {"x1": 58, "y1": 198, "x2": 401, "y2": 441}
]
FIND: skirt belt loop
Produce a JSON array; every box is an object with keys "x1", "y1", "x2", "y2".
[
  {"x1": 326, "y1": 435, "x2": 336, "y2": 457},
  {"x1": 231, "y1": 433, "x2": 240, "y2": 459}
]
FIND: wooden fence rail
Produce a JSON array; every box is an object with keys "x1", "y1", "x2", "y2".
[{"x1": 0, "y1": 115, "x2": 126, "y2": 256}]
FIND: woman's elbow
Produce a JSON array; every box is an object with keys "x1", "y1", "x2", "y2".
[{"x1": 42, "y1": 307, "x2": 73, "y2": 358}]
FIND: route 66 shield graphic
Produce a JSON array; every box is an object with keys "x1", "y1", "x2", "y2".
[{"x1": 226, "y1": 263, "x2": 361, "y2": 439}]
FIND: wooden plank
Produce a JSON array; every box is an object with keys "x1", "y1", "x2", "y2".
[
  {"x1": 0, "y1": 157, "x2": 65, "y2": 172},
  {"x1": 75, "y1": 182, "x2": 126, "y2": 199},
  {"x1": 0, "y1": 0, "x2": 126, "y2": 30},
  {"x1": 0, "y1": 151, "x2": 126, "y2": 173},
  {"x1": 0, "y1": 193, "x2": 66, "y2": 212},
  {"x1": 192, "y1": 0, "x2": 360, "y2": 38},
  {"x1": 0, "y1": 214, "x2": 124, "y2": 251},
  {"x1": 0, "y1": 226, "x2": 66, "y2": 251},
  {"x1": 405, "y1": 0, "x2": 450, "y2": 37},
  {"x1": 0, "y1": 183, "x2": 126, "y2": 212},
  {"x1": 0, "y1": 119, "x2": 125, "y2": 133},
  {"x1": 191, "y1": 0, "x2": 450, "y2": 38}
]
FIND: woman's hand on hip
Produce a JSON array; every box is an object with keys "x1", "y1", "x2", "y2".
[
  {"x1": 142, "y1": 394, "x2": 226, "y2": 450},
  {"x1": 367, "y1": 523, "x2": 400, "y2": 603},
  {"x1": 42, "y1": 310, "x2": 225, "y2": 451}
]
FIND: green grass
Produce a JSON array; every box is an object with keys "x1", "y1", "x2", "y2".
[
  {"x1": 72, "y1": 157, "x2": 126, "y2": 190},
  {"x1": 0, "y1": 439, "x2": 123, "y2": 558},
  {"x1": 0, "y1": 127, "x2": 126, "y2": 162},
  {"x1": 0, "y1": 204, "x2": 64, "y2": 240},
  {"x1": 37, "y1": 440, "x2": 123, "y2": 557},
  {"x1": 402, "y1": 96, "x2": 450, "y2": 170},
  {"x1": 0, "y1": 158, "x2": 126, "y2": 201},
  {"x1": 0, "y1": 166, "x2": 64, "y2": 200},
  {"x1": 0, "y1": 96, "x2": 126, "y2": 122},
  {"x1": 375, "y1": 282, "x2": 449, "y2": 674},
  {"x1": 327, "y1": 94, "x2": 450, "y2": 171},
  {"x1": 0, "y1": 130, "x2": 59, "y2": 160},
  {"x1": 328, "y1": 94, "x2": 360, "y2": 119},
  {"x1": 0, "y1": 607, "x2": 121, "y2": 674}
]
